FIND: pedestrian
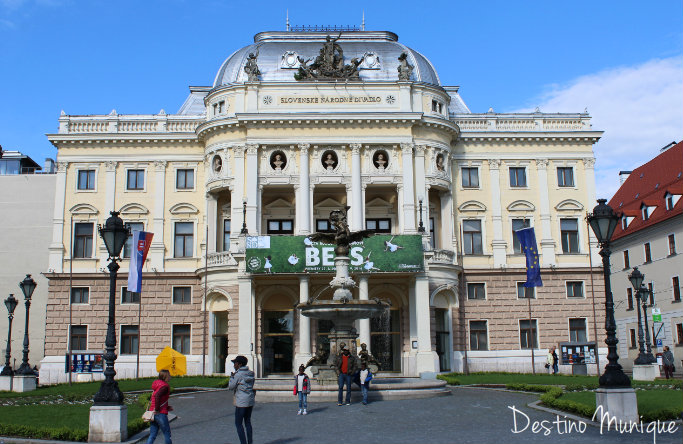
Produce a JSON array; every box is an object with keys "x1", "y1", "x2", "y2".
[
  {"x1": 147, "y1": 369, "x2": 173, "y2": 444},
  {"x1": 552, "y1": 346, "x2": 559, "y2": 374},
  {"x1": 545, "y1": 348, "x2": 553, "y2": 374},
  {"x1": 228, "y1": 355, "x2": 255, "y2": 444},
  {"x1": 662, "y1": 346, "x2": 675, "y2": 379},
  {"x1": 358, "y1": 361, "x2": 373, "y2": 405},
  {"x1": 334, "y1": 346, "x2": 357, "y2": 405},
  {"x1": 293, "y1": 364, "x2": 311, "y2": 415}
]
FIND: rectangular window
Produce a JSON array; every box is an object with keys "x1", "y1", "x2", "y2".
[
  {"x1": 121, "y1": 286, "x2": 140, "y2": 304},
  {"x1": 123, "y1": 222, "x2": 144, "y2": 258},
  {"x1": 647, "y1": 283, "x2": 654, "y2": 306},
  {"x1": 126, "y1": 169, "x2": 145, "y2": 190},
  {"x1": 172, "y1": 287, "x2": 191, "y2": 304},
  {"x1": 677, "y1": 323, "x2": 683, "y2": 345},
  {"x1": 223, "y1": 219, "x2": 231, "y2": 251},
  {"x1": 461, "y1": 167, "x2": 479, "y2": 188},
  {"x1": 316, "y1": 219, "x2": 334, "y2": 233},
  {"x1": 569, "y1": 318, "x2": 587, "y2": 342},
  {"x1": 70, "y1": 325, "x2": 87, "y2": 351},
  {"x1": 629, "y1": 328, "x2": 637, "y2": 348},
  {"x1": 560, "y1": 219, "x2": 579, "y2": 253},
  {"x1": 176, "y1": 169, "x2": 194, "y2": 190},
  {"x1": 267, "y1": 219, "x2": 294, "y2": 234},
  {"x1": 627, "y1": 288, "x2": 634, "y2": 310},
  {"x1": 517, "y1": 282, "x2": 535, "y2": 299},
  {"x1": 365, "y1": 218, "x2": 392, "y2": 233},
  {"x1": 557, "y1": 167, "x2": 575, "y2": 187},
  {"x1": 512, "y1": 219, "x2": 531, "y2": 253},
  {"x1": 519, "y1": 319, "x2": 538, "y2": 349},
  {"x1": 174, "y1": 222, "x2": 194, "y2": 258},
  {"x1": 463, "y1": 220, "x2": 483, "y2": 255},
  {"x1": 644, "y1": 242, "x2": 652, "y2": 262},
  {"x1": 673, "y1": 276, "x2": 681, "y2": 302},
  {"x1": 429, "y1": 217, "x2": 436, "y2": 250},
  {"x1": 121, "y1": 325, "x2": 139, "y2": 355},
  {"x1": 172, "y1": 324, "x2": 191, "y2": 354},
  {"x1": 467, "y1": 283, "x2": 486, "y2": 300},
  {"x1": 669, "y1": 234, "x2": 676, "y2": 255},
  {"x1": 509, "y1": 167, "x2": 527, "y2": 187},
  {"x1": 77, "y1": 170, "x2": 96, "y2": 190},
  {"x1": 566, "y1": 281, "x2": 584, "y2": 298},
  {"x1": 71, "y1": 287, "x2": 89, "y2": 304},
  {"x1": 469, "y1": 321, "x2": 488, "y2": 351},
  {"x1": 623, "y1": 250, "x2": 630, "y2": 269},
  {"x1": 73, "y1": 223, "x2": 94, "y2": 258}
]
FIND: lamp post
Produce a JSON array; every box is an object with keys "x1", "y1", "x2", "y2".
[
  {"x1": 240, "y1": 197, "x2": 248, "y2": 235},
  {"x1": 15, "y1": 275, "x2": 36, "y2": 375},
  {"x1": 417, "y1": 196, "x2": 425, "y2": 233},
  {"x1": 628, "y1": 267, "x2": 648, "y2": 365},
  {"x1": 638, "y1": 285, "x2": 657, "y2": 364},
  {"x1": 587, "y1": 199, "x2": 631, "y2": 388},
  {"x1": 93, "y1": 211, "x2": 130, "y2": 405},
  {"x1": 1, "y1": 294, "x2": 19, "y2": 376}
]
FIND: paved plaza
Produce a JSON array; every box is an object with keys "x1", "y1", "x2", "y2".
[{"x1": 163, "y1": 387, "x2": 682, "y2": 444}]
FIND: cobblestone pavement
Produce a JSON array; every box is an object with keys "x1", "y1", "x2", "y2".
[{"x1": 165, "y1": 387, "x2": 682, "y2": 444}]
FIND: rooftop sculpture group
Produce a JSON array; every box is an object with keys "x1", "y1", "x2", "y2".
[{"x1": 294, "y1": 33, "x2": 365, "y2": 81}]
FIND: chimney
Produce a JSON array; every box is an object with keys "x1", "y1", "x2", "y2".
[
  {"x1": 44, "y1": 158, "x2": 55, "y2": 174},
  {"x1": 618, "y1": 170, "x2": 632, "y2": 185}
]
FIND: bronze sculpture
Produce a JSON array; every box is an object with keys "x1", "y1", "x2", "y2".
[
  {"x1": 244, "y1": 52, "x2": 261, "y2": 82},
  {"x1": 397, "y1": 53, "x2": 414, "y2": 81},
  {"x1": 307, "y1": 206, "x2": 373, "y2": 256},
  {"x1": 294, "y1": 34, "x2": 365, "y2": 81}
]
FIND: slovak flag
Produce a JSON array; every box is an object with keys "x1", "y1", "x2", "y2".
[{"x1": 128, "y1": 231, "x2": 153, "y2": 293}]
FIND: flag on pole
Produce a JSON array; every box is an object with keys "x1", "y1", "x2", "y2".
[
  {"x1": 514, "y1": 227, "x2": 543, "y2": 287},
  {"x1": 128, "y1": 231, "x2": 153, "y2": 293}
]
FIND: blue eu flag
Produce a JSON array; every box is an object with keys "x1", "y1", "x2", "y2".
[{"x1": 515, "y1": 227, "x2": 543, "y2": 287}]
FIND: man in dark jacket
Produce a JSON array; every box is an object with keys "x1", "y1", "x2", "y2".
[
  {"x1": 662, "y1": 346, "x2": 675, "y2": 379},
  {"x1": 334, "y1": 346, "x2": 357, "y2": 405}
]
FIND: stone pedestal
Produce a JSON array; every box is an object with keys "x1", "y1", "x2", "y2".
[
  {"x1": 632, "y1": 363, "x2": 660, "y2": 381},
  {"x1": 88, "y1": 405, "x2": 127, "y2": 442},
  {"x1": 595, "y1": 387, "x2": 638, "y2": 423},
  {"x1": 12, "y1": 375, "x2": 36, "y2": 392},
  {"x1": 0, "y1": 375, "x2": 13, "y2": 391}
]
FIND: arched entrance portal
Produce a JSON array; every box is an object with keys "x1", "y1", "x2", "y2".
[{"x1": 207, "y1": 291, "x2": 232, "y2": 374}]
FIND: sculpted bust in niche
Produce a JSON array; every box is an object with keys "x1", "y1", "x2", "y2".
[
  {"x1": 212, "y1": 155, "x2": 222, "y2": 173},
  {"x1": 436, "y1": 154, "x2": 445, "y2": 172},
  {"x1": 321, "y1": 150, "x2": 338, "y2": 171},
  {"x1": 373, "y1": 151, "x2": 389, "y2": 170},
  {"x1": 270, "y1": 151, "x2": 287, "y2": 171}
]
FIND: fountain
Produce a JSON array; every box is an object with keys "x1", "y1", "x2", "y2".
[{"x1": 297, "y1": 207, "x2": 389, "y2": 383}]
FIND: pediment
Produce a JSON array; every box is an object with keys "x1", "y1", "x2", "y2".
[
  {"x1": 366, "y1": 197, "x2": 392, "y2": 207},
  {"x1": 507, "y1": 200, "x2": 535, "y2": 212},
  {"x1": 69, "y1": 203, "x2": 99, "y2": 215},
  {"x1": 119, "y1": 203, "x2": 149, "y2": 215},
  {"x1": 458, "y1": 200, "x2": 486, "y2": 212},
  {"x1": 264, "y1": 198, "x2": 294, "y2": 209},
  {"x1": 169, "y1": 203, "x2": 200, "y2": 215},
  {"x1": 555, "y1": 199, "x2": 584, "y2": 211},
  {"x1": 315, "y1": 197, "x2": 344, "y2": 208}
]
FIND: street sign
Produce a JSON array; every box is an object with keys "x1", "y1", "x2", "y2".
[
  {"x1": 656, "y1": 338, "x2": 663, "y2": 347},
  {"x1": 652, "y1": 308, "x2": 662, "y2": 323}
]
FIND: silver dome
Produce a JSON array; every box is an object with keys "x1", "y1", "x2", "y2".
[{"x1": 213, "y1": 31, "x2": 441, "y2": 86}]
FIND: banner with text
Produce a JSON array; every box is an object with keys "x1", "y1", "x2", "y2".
[{"x1": 245, "y1": 235, "x2": 424, "y2": 274}]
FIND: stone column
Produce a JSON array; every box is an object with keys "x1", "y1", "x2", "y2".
[
  {"x1": 298, "y1": 144, "x2": 311, "y2": 234},
  {"x1": 350, "y1": 143, "x2": 363, "y2": 231},
  {"x1": 206, "y1": 193, "x2": 218, "y2": 254},
  {"x1": 150, "y1": 160, "x2": 166, "y2": 271},
  {"x1": 236, "y1": 275, "x2": 256, "y2": 371},
  {"x1": 358, "y1": 275, "x2": 371, "y2": 351},
  {"x1": 245, "y1": 144, "x2": 259, "y2": 233},
  {"x1": 488, "y1": 159, "x2": 506, "y2": 267},
  {"x1": 48, "y1": 161, "x2": 68, "y2": 273},
  {"x1": 295, "y1": 276, "x2": 312, "y2": 367},
  {"x1": 536, "y1": 158, "x2": 556, "y2": 266},
  {"x1": 415, "y1": 274, "x2": 437, "y2": 374},
  {"x1": 583, "y1": 157, "x2": 600, "y2": 264},
  {"x1": 231, "y1": 146, "x2": 246, "y2": 235},
  {"x1": 401, "y1": 143, "x2": 417, "y2": 232}
]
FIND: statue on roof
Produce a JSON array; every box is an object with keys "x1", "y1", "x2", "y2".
[
  {"x1": 294, "y1": 34, "x2": 364, "y2": 81},
  {"x1": 244, "y1": 51, "x2": 261, "y2": 82},
  {"x1": 397, "y1": 52, "x2": 414, "y2": 81}
]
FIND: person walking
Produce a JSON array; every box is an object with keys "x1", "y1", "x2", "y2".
[
  {"x1": 334, "y1": 346, "x2": 357, "y2": 405},
  {"x1": 358, "y1": 361, "x2": 373, "y2": 405},
  {"x1": 293, "y1": 364, "x2": 311, "y2": 415},
  {"x1": 229, "y1": 355, "x2": 255, "y2": 444},
  {"x1": 147, "y1": 369, "x2": 173, "y2": 444},
  {"x1": 662, "y1": 346, "x2": 675, "y2": 379},
  {"x1": 552, "y1": 346, "x2": 559, "y2": 374},
  {"x1": 545, "y1": 348, "x2": 553, "y2": 374}
]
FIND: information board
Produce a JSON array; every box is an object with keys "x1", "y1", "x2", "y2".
[
  {"x1": 65, "y1": 352, "x2": 104, "y2": 373},
  {"x1": 559, "y1": 342, "x2": 597, "y2": 365}
]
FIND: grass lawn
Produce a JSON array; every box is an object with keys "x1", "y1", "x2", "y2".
[
  {"x1": 437, "y1": 372, "x2": 681, "y2": 388},
  {"x1": 0, "y1": 402, "x2": 145, "y2": 429},
  {"x1": 561, "y1": 389, "x2": 683, "y2": 416}
]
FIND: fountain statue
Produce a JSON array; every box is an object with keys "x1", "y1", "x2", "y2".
[{"x1": 298, "y1": 206, "x2": 389, "y2": 382}]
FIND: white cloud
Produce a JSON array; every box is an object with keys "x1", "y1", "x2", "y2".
[{"x1": 514, "y1": 57, "x2": 683, "y2": 198}]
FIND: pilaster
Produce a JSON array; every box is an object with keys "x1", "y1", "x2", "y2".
[
  {"x1": 488, "y1": 159, "x2": 506, "y2": 266},
  {"x1": 358, "y1": 275, "x2": 371, "y2": 350},
  {"x1": 415, "y1": 274, "x2": 438, "y2": 374},
  {"x1": 350, "y1": 143, "x2": 363, "y2": 231},
  {"x1": 245, "y1": 144, "x2": 259, "y2": 233},
  {"x1": 583, "y1": 157, "x2": 600, "y2": 264},
  {"x1": 401, "y1": 143, "x2": 417, "y2": 233},
  {"x1": 295, "y1": 276, "x2": 312, "y2": 367},
  {"x1": 298, "y1": 143, "x2": 311, "y2": 234},
  {"x1": 536, "y1": 158, "x2": 556, "y2": 265},
  {"x1": 150, "y1": 160, "x2": 167, "y2": 271},
  {"x1": 48, "y1": 161, "x2": 68, "y2": 272}
]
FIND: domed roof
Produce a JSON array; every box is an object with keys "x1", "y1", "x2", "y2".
[{"x1": 213, "y1": 31, "x2": 441, "y2": 87}]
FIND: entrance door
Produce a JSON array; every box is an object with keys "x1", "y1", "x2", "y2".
[
  {"x1": 435, "y1": 308, "x2": 450, "y2": 371},
  {"x1": 212, "y1": 311, "x2": 229, "y2": 374},
  {"x1": 262, "y1": 310, "x2": 293, "y2": 374},
  {"x1": 370, "y1": 308, "x2": 401, "y2": 371}
]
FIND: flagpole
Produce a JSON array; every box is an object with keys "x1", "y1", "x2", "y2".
[
  {"x1": 527, "y1": 294, "x2": 535, "y2": 374},
  {"x1": 202, "y1": 222, "x2": 208, "y2": 376},
  {"x1": 68, "y1": 214, "x2": 73, "y2": 386},
  {"x1": 136, "y1": 287, "x2": 141, "y2": 380}
]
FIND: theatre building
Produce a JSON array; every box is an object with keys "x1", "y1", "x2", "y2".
[{"x1": 40, "y1": 28, "x2": 605, "y2": 383}]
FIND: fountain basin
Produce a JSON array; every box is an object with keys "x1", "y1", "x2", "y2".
[{"x1": 299, "y1": 299, "x2": 389, "y2": 328}]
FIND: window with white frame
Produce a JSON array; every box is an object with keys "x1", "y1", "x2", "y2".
[
  {"x1": 223, "y1": 219, "x2": 231, "y2": 251},
  {"x1": 469, "y1": 321, "x2": 488, "y2": 351},
  {"x1": 569, "y1": 318, "x2": 587, "y2": 342},
  {"x1": 509, "y1": 167, "x2": 527, "y2": 187},
  {"x1": 77, "y1": 170, "x2": 96, "y2": 190},
  {"x1": 676, "y1": 323, "x2": 683, "y2": 345},
  {"x1": 560, "y1": 218, "x2": 579, "y2": 253},
  {"x1": 267, "y1": 219, "x2": 294, "y2": 234},
  {"x1": 366, "y1": 219, "x2": 391, "y2": 233},
  {"x1": 120, "y1": 325, "x2": 139, "y2": 355},
  {"x1": 668, "y1": 234, "x2": 676, "y2": 255},
  {"x1": 71, "y1": 287, "x2": 89, "y2": 304},
  {"x1": 557, "y1": 167, "x2": 574, "y2": 187},
  {"x1": 172, "y1": 324, "x2": 191, "y2": 354},
  {"x1": 123, "y1": 222, "x2": 144, "y2": 258},
  {"x1": 174, "y1": 222, "x2": 194, "y2": 258},
  {"x1": 512, "y1": 219, "x2": 531, "y2": 253},
  {"x1": 467, "y1": 283, "x2": 486, "y2": 300},
  {"x1": 462, "y1": 220, "x2": 483, "y2": 255},
  {"x1": 627, "y1": 288, "x2": 634, "y2": 310},
  {"x1": 644, "y1": 242, "x2": 652, "y2": 262},
  {"x1": 517, "y1": 282, "x2": 535, "y2": 299},
  {"x1": 623, "y1": 250, "x2": 630, "y2": 269},
  {"x1": 70, "y1": 325, "x2": 87, "y2": 351},
  {"x1": 121, "y1": 286, "x2": 140, "y2": 304},
  {"x1": 673, "y1": 276, "x2": 681, "y2": 302},
  {"x1": 172, "y1": 286, "x2": 191, "y2": 304},
  {"x1": 176, "y1": 169, "x2": 194, "y2": 190},
  {"x1": 73, "y1": 223, "x2": 94, "y2": 258},
  {"x1": 566, "y1": 281, "x2": 584, "y2": 298},
  {"x1": 461, "y1": 167, "x2": 479, "y2": 188},
  {"x1": 126, "y1": 169, "x2": 145, "y2": 190},
  {"x1": 519, "y1": 319, "x2": 538, "y2": 349}
]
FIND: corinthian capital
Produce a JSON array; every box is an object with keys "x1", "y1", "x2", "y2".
[
  {"x1": 56, "y1": 161, "x2": 69, "y2": 173},
  {"x1": 350, "y1": 143, "x2": 362, "y2": 155},
  {"x1": 233, "y1": 144, "x2": 246, "y2": 158},
  {"x1": 415, "y1": 144, "x2": 427, "y2": 156},
  {"x1": 401, "y1": 143, "x2": 414, "y2": 154},
  {"x1": 488, "y1": 158, "x2": 501, "y2": 169},
  {"x1": 535, "y1": 158, "x2": 549, "y2": 169},
  {"x1": 583, "y1": 157, "x2": 596, "y2": 169},
  {"x1": 246, "y1": 143, "x2": 259, "y2": 155},
  {"x1": 105, "y1": 160, "x2": 118, "y2": 172},
  {"x1": 298, "y1": 143, "x2": 310, "y2": 155},
  {"x1": 154, "y1": 160, "x2": 167, "y2": 171}
]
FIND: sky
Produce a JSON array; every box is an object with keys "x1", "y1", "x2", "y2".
[{"x1": 1, "y1": 0, "x2": 681, "y2": 197}]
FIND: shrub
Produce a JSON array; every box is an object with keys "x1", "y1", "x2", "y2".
[
  {"x1": 0, "y1": 424, "x2": 88, "y2": 442},
  {"x1": 436, "y1": 374, "x2": 460, "y2": 385},
  {"x1": 217, "y1": 377, "x2": 231, "y2": 388},
  {"x1": 506, "y1": 383, "x2": 555, "y2": 393}
]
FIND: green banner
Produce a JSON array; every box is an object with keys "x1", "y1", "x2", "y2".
[{"x1": 245, "y1": 235, "x2": 424, "y2": 274}]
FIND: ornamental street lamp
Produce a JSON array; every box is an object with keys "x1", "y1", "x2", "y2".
[
  {"x1": 94, "y1": 211, "x2": 130, "y2": 405},
  {"x1": 15, "y1": 275, "x2": 36, "y2": 376},
  {"x1": 587, "y1": 198, "x2": 631, "y2": 388},
  {"x1": 417, "y1": 196, "x2": 426, "y2": 234},
  {"x1": 240, "y1": 197, "x2": 248, "y2": 235},
  {"x1": 1, "y1": 294, "x2": 19, "y2": 376},
  {"x1": 638, "y1": 285, "x2": 657, "y2": 364},
  {"x1": 628, "y1": 267, "x2": 648, "y2": 365}
]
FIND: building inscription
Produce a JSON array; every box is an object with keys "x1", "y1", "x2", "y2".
[{"x1": 279, "y1": 95, "x2": 382, "y2": 104}]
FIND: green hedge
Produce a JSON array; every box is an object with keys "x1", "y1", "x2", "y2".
[{"x1": 0, "y1": 424, "x2": 88, "y2": 442}]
